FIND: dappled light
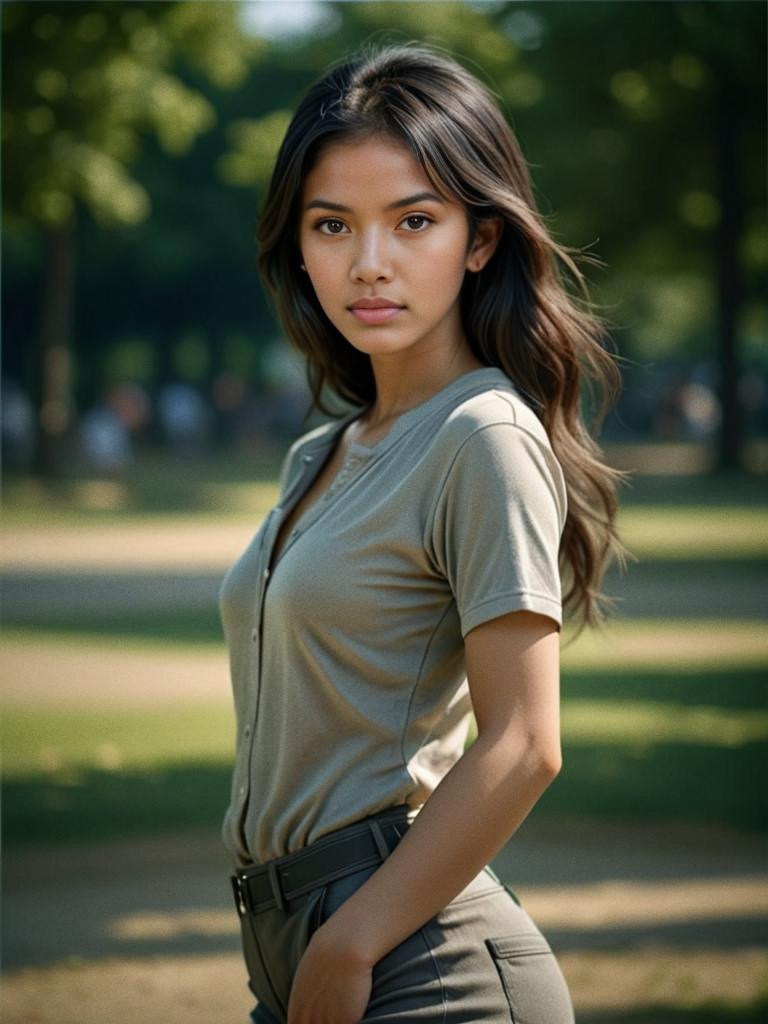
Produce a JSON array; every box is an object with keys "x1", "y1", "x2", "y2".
[{"x1": 3, "y1": 2, "x2": 765, "y2": 1021}]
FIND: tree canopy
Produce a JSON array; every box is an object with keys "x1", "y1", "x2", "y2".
[{"x1": 3, "y1": 0, "x2": 765, "y2": 472}]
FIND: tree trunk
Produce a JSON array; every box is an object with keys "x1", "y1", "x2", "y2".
[
  {"x1": 33, "y1": 213, "x2": 76, "y2": 477},
  {"x1": 713, "y1": 66, "x2": 744, "y2": 472}
]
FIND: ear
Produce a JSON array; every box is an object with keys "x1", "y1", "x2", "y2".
[{"x1": 465, "y1": 217, "x2": 503, "y2": 273}]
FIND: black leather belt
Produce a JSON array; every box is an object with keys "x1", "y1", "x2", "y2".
[{"x1": 230, "y1": 807, "x2": 410, "y2": 916}]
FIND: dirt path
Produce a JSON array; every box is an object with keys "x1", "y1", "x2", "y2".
[
  {"x1": 3, "y1": 822, "x2": 766, "y2": 1023},
  {"x1": 2, "y1": 639, "x2": 231, "y2": 708},
  {"x1": 1, "y1": 520, "x2": 260, "y2": 573}
]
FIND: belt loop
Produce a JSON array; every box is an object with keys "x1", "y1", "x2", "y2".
[
  {"x1": 268, "y1": 861, "x2": 287, "y2": 912},
  {"x1": 368, "y1": 820, "x2": 390, "y2": 862}
]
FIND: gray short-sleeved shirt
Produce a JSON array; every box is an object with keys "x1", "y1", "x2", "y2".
[{"x1": 219, "y1": 367, "x2": 567, "y2": 867}]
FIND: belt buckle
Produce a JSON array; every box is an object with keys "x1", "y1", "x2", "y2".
[{"x1": 230, "y1": 873, "x2": 251, "y2": 916}]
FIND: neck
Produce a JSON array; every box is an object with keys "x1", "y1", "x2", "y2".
[{"x1": 362, "y1": 343, "x2": 485, "y2": 430}]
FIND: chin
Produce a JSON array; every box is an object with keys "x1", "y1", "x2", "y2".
[{"x1": 344, "y1": 337, "x2": 418, "y2": 358}]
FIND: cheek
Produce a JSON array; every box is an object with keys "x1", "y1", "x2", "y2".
[
  {"x1": 302, "y1": 262, "x2": 346, "y2": 324},
  {"x1": 303, "y1": 240, "x2": 342, "y2": 284},
  {"x1": 414, "y1": 230, "x2": 469, "y2": 275},
  {"x1": 306, "y1": 265, "x2": 339, "y2": 308}
]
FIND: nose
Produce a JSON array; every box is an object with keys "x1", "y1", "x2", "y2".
[{"x1": 349, "y1": 228, "x2": 393, "y2": 283}]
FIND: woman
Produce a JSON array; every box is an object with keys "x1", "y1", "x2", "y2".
[{"x1": 220, "y1": 40, "x2": 630, "y2": 1024}]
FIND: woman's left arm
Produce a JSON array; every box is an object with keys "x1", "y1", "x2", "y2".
[{"x1": 287, "y1": 608, "x2": 562, "y2": 1024}]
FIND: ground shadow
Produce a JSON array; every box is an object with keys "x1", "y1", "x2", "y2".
[{"x1": 578, "y1": 1000, "x2": 768, "y2": 1023}]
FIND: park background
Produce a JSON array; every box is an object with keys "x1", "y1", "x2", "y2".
[{"x1": 2, "y1": 1, "x2": 766, "y2": 1021}]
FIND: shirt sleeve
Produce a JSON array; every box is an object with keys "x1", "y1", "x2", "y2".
[{"x1": 428, "y1": 422, "x2": 567, "y2": 637}]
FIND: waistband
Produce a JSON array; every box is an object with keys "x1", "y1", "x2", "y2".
[{"x1": 230, "y1": 805, "x2": 411, "y2": 916}]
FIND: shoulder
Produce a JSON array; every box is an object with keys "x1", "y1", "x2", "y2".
[
  {"x1": 435, "y1": 384, "x2": 554, "y2": 464},
  {"x1": 429, "y1": 385, "x2": 567, "y2": 531}
]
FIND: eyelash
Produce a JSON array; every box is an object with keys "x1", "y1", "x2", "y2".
[{"x1": 313, "y1": 214, "x2": 435, "y2": 235}]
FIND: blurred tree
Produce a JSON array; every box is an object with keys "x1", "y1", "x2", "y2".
[
  {"x1": 1, "y1": 0, "x2": 262, "y2": 475},
  {"x1": 228, "y1": 0, "x2": 765, "y2": 467},
  {"x1": 474, "y1": 0, "x2": 765, "y2": 469},
  {"x1": 4, "y1": 1, "x2": 764, "y2": 473}
]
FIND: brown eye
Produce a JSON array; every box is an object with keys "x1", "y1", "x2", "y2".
[
  {"x1": 402, "y1": 215, "x2": 433, "y2": 231},
  {"x1": 317, "y1": 219, "x2": 347, "y2": 234}
]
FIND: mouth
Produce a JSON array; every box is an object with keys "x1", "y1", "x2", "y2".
[{"x1": 348, "y1": 306, "x2": 405, "y2": 325}]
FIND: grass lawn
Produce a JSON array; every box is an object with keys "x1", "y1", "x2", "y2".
[
  {"x1": 3, "y1": 457, "x2": 767, "y2": 1023},
  {"x1": 2, "y1": 460, "x2": 766, "y2": 847},
  {"x1": 3, "y1": 640, "x2": 765, "y2": 846}
]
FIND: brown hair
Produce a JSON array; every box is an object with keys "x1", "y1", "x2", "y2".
[{"x1": 257, "y1": 40, "x2": 633, "y2": 638}]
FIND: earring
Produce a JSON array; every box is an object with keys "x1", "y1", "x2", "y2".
[{"x1": 300, "y1": 263, "x2": 306, "y2": 271}]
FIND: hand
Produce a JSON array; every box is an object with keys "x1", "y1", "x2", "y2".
[{"x1": 286, "y1": 923, "x2": 374, "y2": 1024}]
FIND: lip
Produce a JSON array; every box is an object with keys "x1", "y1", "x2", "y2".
[
  {"x1": 347, "y1": 297, "x2": 405, "y2": 325},
  {"x1": 349, "y1": 306, "x2": 405, "y2": 325},
  {"x1": 348, "y1": 297, "x2": 403, "y2": 309}
]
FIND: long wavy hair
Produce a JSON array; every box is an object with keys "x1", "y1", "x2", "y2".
[{"x1": 257, "y1": 39, "x2": 633, "y2": 638}]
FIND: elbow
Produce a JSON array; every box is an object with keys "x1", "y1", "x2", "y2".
[
  {"x1": 529, "y1": 738, "x2": 562, "y2": 786},
  {"x1": 538, "y1": 744, "x2": 563, "y2": 782},
  {"x1": 478, "y1": 728, "x2": 562, "y2": 786}
]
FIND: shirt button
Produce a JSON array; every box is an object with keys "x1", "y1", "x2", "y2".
[
  {"x1": 244, "y1": 725, "x2": 251, "y2": 738},
  {"x1": 301, "y1": 453, "x2": 314, "y2": 463},
  {"x1": 238, "y1": 785, "x2": 246, "y2": 797},
  {"x1": 290, "y1": 528, "x2": 299, "y2": 537},
  {"x1": 251, "y1": 628, "x2": 258, "y2": 642},
  {"x1": 262, "y1": 568, "x2": 270, "y2": 580}
]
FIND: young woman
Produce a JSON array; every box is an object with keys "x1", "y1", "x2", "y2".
[{"x1": 220, "y1": 40, "x2": 630, "y2": 1024}]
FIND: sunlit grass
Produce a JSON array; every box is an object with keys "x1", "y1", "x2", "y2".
[
  {"x1": 6, "y1": 614, "x2": 766, "y2": 665},
  {"x1": 3, "y1": 649, "x2": 765, "y2": 843},
  {"x1": 561, "y1": 619, "x2": 768, "y2": 669},
  {"x1": 1, "y1": 452, "x2": 284, "y2": 524},
  {"x1": 5, "y1": 689, "x2": 765, "y2": 781},
  {"x1": 1, "y1": 705, "x2": 236, "y2": 778},
  {"x1": 561, "y1": 701, "x2": 768, "y2": 747},
  {"x1": 2, "y1": 463, "x2": 765, "y2": 845},
  {"x1": 618, "y1": 506, "x2": 768, "y2": 558}
]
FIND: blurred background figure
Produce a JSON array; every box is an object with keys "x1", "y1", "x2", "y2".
[
  {"x1": 78, "y1": 398, "x2": 132, "y2": 475},
  {"x1": 654, "y1": 366, "x2": 722, "y2": 442},
  {"x1": 1, "y1": 379, "x2": 35, "y2": 469},
  {"x1": 156, "y1": 380, "x2": 211, "y2": 458},
  {"x1": 78, "y1": 382, "x2": 152, "y2": 474}
]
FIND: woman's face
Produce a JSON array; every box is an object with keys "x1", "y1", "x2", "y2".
[{"x1": 298, "y1": 134, "x2": 499, "y2": 366}]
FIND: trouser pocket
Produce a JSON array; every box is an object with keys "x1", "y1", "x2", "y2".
[
  {"x1": 486, "y1": 933, "x2": 575, "y2": 1024},
  {"x1": 317, "y1": 865, "x2": 445, "y2": 1020},
  {"x1": 238, "y1": 885, "x2": 328, "y2": 1023}
]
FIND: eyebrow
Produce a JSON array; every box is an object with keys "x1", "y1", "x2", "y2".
[{"x1": 304, "y1": 191, "x2": 447, "y2": 213}]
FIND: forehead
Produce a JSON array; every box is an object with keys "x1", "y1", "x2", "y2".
[{"x1": 301, "y1": 135, "x2": 451, "y2": 207}]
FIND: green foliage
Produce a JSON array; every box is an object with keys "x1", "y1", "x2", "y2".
[
  {"x1": 3, "y1": 1, "x2": 766, "y2": 421},
  {"x1": 102, "y1": 334, "x2": 157, "y2": 387},
  {"x1": 172, "y1": 328, "x2": 210, "y2": 382},
  {"x1": 219, "y1": 109, "x2": 295, "y2": 187},
  {"x1": 2, "y1": 0, "x2": 262, "y2": 229}
]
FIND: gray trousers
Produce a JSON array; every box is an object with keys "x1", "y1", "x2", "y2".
[{"x1": 239, "y1": 844, "x2": 574, "y2": 1023}]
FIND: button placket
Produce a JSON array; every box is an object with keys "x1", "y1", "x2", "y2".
[
  {"x1": 321, "y1": 452, "x2": 364, "y2": 504},
  {"x1": 269, "y1": 448, "x2": 350, "y2": 566},
  {"x1": 237, "y1": 447, "x2": 323, "y2": 834}
]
